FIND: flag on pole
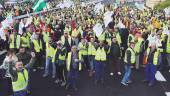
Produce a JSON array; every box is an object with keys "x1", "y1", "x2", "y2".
[{"x1": 32, "y1": 0, "x2": 47, "y2": 12}]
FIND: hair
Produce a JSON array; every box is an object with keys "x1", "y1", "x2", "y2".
[{"x1": 7, "y1": 49, "x2": 15, "y2": 56}]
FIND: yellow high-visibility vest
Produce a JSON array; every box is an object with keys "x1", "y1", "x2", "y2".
[
  {"x1": 43, "y1": 32, "x2": 49, "y2": 43},
  {"x1": 95, "y1": 47, "x2": 106, "y2": 61},
  {"x1": 12, "y1": 69, "x2": 28, "y2": 92},
  {"x1": 67, "y1": 52, "x2": 82, "y2": 71},
  {"x1": 128, "y1": 34, "x2": 134, "y2": 46},
  {"x1": 146, "y1": 48, "x2": 159, "y2": 65},
  {"x1": 10, "y1": 34, "x2": 20, "y2": 49},
  {"x1": 78, "y1": 42, "x2": 88, "y2": 56},
  {"x1": 46, "y1": 43, "x2": 54, "y2": 58},
  {"x1": 88, "y1": 42, "x2": 96, "y2": 56},
  {"x1": 61, "y1": 36, "x2": 72, "y2": 46},
  {"x1": 134, "y1": 38, "x2": 144, "y2": 53},
  {"x1": 21, "y1": 36, "x2": 29, "y2": 48},
  {"x1": 32, "y1": 39, "x2": 42, "y2": 53},
  {"x1": 52, "y1": 48, "x2": 58, "y2": 63},
  {"x1": 124, "y1": 48, "x2": 136, "y2": 64}
]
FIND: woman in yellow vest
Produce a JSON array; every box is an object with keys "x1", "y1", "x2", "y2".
[
  {"x1": 54, "y1": 41, "x2": 67, "y2": 87},
  {"x1": 10, "y1": 52, "x2": 35, "y2": 96},
  {"x1": 143, "y1": 44, "x2": 159, "y2": 86},
  {"x1": 121, "y1": 41, "x2": 135, "y2": 86},
  {"x1": 66, "y1": 46, "x2": 82, "y2": 91},
  {"x1": 94, "y1": 40, "x2": 108, "y2": 85},
  {"x1": 43, "y1": 38, "x2": 55, "y2": 78}
]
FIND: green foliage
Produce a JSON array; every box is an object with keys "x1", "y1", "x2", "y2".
[{"x1": 154, "y1": 0, "x2": 170, "y2": 10}]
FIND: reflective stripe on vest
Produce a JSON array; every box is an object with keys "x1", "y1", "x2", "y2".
[
  {"x1": 52, "y1": 49, "x2": 58, "y2": 63},
  {"x1": 67, "y1": 52, "x2": 82, "y2": 71},
  {"x1": 46, "y1": 43, "x2": 54, "y2": 57},
  {"x1": 95, "y1": 47, "x2": 106, "y2": 61},
  {"x1": 59, "y1": 48, "x2": 66, "y2": 61},
  {"x1": 78, "y1": 42, "x2": 88, "y2": 55},
  {"x1": 10, "y1": 34, "x2": 20, "y2": 49},
  {"x1": 124, "y1": 48, "x2": 136, "y2": 64},
  {"x1": 88, "y1": 42, "x2": 96, "y2": 56},
  {"x1": 134, "y1": 38, "x2": 143, "y2": 53},
  {"x1": 166, "y1": 42, "x2": 170, "y2": 53},
  {"x1": 21, "y1": 36, "x2": 29, "y2": 48},
  {"x1": 128, "y1": 34, "x2": 134, "y2": 46},
  {"x1": 61, "y1": 36, "x2": 72, "y2": 46},
  {"x1": 32, "y1": 39, "x2": 42, "y2": 53},
  {"x1": 12, "y1": 69, "x2": 28, "y2": 92},
  {"x1": 43, "y1": 32, "x2": 49, "y2": 43},
  {"x1": 146, "y1": 48, "x2": 159, "y2": 65}
]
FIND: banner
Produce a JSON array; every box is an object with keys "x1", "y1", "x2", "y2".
[
  {"x1": 103, "y1": 11, "x2": 113, "y2": 27},
  {"x1": 93, "y1": 23, "x2": 103, "y2": 37}
]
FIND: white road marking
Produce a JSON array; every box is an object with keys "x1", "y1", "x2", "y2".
[
  {"x1": 165, "y1": 92, "x2": 170, "y2": 96},
  {"x1": 155, "y1": 71, "x2": 167, "y2": 82}
]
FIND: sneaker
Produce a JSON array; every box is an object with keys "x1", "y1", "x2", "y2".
[
  {"x1": 65, "y1": 84, "x2": 70, "y2": 90},
  {"x1": 52, "y1": 75, "x2": 55, "y2": 78},
  {"x1": 110, "y1": 72, "x2": 114, "y2": 76},
  {"x1": 61, "y1": 82, "x2": 66, "y2": 87},
  {"x1": 142, "y1": 79, "x2": 149, "y2": 83},
  {"x1": 54, "y1": 79, "x2": 61, "y2": 84},
  {"x1": 126, "y1": 80, "x2": 132, "y2": 84},
  {"x1": 43, "y1": 74, "x2": 48, "y2": 77},
  {"x1": 73, "y1": 87, "x2": 78, "y2": 91},
  {"x1": 33, "y1": 69, "x2": 37, "y2": 72},
  {"x1": 117, "y1": 72, "x2": 121, "y2": 75},
  {"x1": 40, "y1": 67, "x2": 44, "y2": 70},
  {"x1": 148, "y1": 82, "x2": 154, "y2": 87},
  {"x1": 121, "y1": 82, "x2": 128, "y2": 86}
]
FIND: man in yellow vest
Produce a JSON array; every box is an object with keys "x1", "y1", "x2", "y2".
[
  {"x1": 20, "y1": 32, "x2": 30, "y2": 49},
  {"x1": 143, "y1": 44, "x2": 159, "y2": 86},
  {"x1": 54, "y1": 41, "x2": 67, "y2": 86},
  {"x1": 61, "y1": 31, "x2": 72, "y2": 52},
  {"x1": 9, "y1": 31, "x2": 20, "y2": 51},
  {"x1": 31, "y1": 34, "x2": 43, "y2": 72},
  {"x1": 43, "y1": 38, "x2": 55, "y2": 78},
  {"x1": 94, "y1": 40, "x2": 109, "y2": 85},
  {"x1": 121, "y1": 41, "x2": 135, "y2": 86},
  {"x1": 78, "y1": 38, "x2": 88, "y2": 70},
  {"x1": 9, "y1": 52, "x2": 35, "y2": 96},
  {"x1": 166, "y1": 35, "x2": 170, "y2": 73},
  {"x1": 66, "y1": 45, "x2": 82, "y2": 91},
  {"x1": 134, "y1": 36, "x2": 144, "y2": 69},
  {"x1": 87, "y1": 37, "x2": 98, "y2": 77}
]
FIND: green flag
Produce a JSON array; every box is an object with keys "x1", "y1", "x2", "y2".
[{"x1": 32, "y1": 0, "x2": 47, "y2": 12}]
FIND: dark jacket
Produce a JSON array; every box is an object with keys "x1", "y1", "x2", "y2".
[{"x1": 109, "y1": 42, "x2": 121, "y2": 58}]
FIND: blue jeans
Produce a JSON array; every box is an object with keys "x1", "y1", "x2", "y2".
[
  {"x1": 145, "y1": 63, "x2": 156, "y2": 83},
  {"x1": 67, "y1": 69, "x2": 79, "y2": 88},
  {"x1": 44, "y1": 57, "x2": 56, "y2": 76},
  {"x1": 94, "y1": 61, "x2": 105, "y2": 81},
  {"x1": 13, "y1": 90, "x2": 27, "y2": 96},
  {"x1": 121, "y1": 64, "x2": 131, "y2": 83},
  {"x1": 88, "y1": 55, "x2": 95, "y2": 70}
]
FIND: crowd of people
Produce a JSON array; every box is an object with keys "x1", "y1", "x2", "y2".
[{"x1": 0, "y1": 0, "x2": 170, "y2": 96}]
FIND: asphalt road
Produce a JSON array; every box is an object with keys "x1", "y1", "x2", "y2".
[
  {"x1": 30, "y1": 65, "x2": 170, "y2": 96},
  {"x1": 0, "y1": 52, "x2": 169, "y2": 96}
]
